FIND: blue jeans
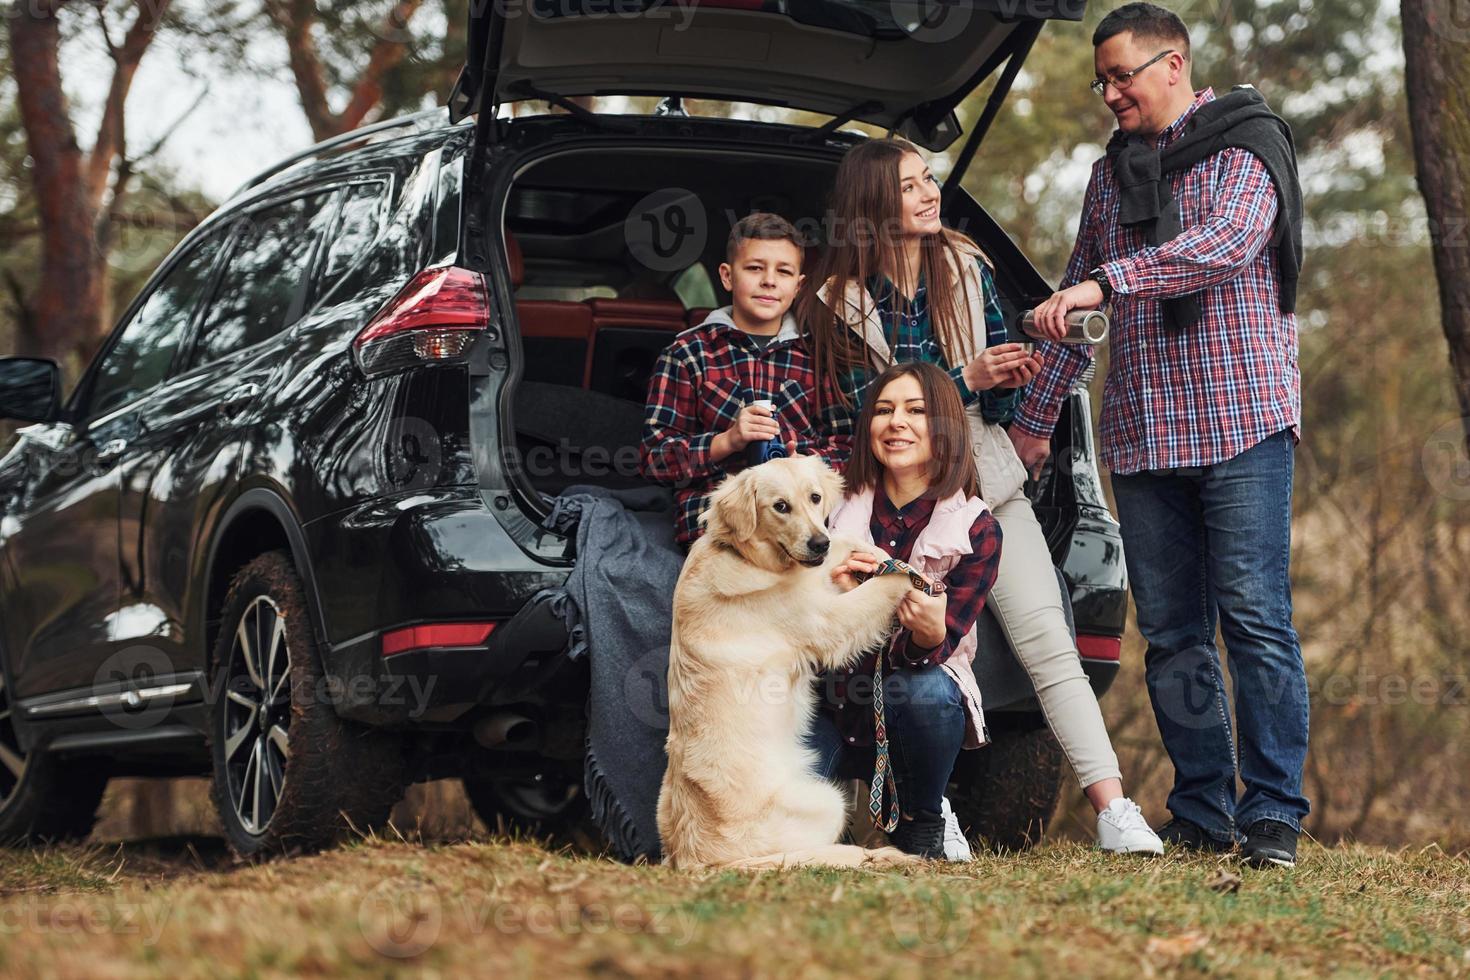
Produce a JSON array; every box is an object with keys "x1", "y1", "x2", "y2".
[
  {"x1": 806, "y1": 666, "x2": 965, "y2": 817},
  {"x1": 1110, "y1": 429, "x2": 1311, "y2": 841}
]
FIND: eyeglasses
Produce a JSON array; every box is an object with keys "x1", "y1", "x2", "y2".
[{"x1": 1090, "y1": 50, "x2": 1176, "y2": 96}]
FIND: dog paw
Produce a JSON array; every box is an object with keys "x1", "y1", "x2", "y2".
[{"x1": 862, "y1": 846, "x2": 922, "y2": 867}]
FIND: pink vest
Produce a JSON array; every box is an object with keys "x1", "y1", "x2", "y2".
[{"x1": 829, "y1": 488, "x2": 990, "y2": 749}]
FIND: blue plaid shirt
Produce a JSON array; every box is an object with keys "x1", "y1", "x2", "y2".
[{"x1": 838, "y1": 259, "x2": 1021, "y2": 423}]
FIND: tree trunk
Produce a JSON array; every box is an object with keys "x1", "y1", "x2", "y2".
[
  {"x1": 9, "y1": 0, "x2": 170, "y2": 372},
  {"x1": 1402, "y1": 0, "x2": 1470, "y2": 452},
  {"x1": 267, "y1": 0, "x2": 425, "y2": 142},
  {"x1": 9, "y1": 3, "x2": 101, "y2": 367}
]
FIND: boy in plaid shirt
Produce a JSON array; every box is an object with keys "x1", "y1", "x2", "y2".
[{"x1": 641, "y1": 213, "x2": 852, "y2": 546}]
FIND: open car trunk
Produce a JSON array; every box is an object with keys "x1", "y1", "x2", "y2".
[
  {"x1": 484, "y1": 133, "x2": 1125, "y2": 714},
  {"x1": 451, "y1": 0, "x2": 1085, "y2": 152},
  {"x1": 446, "y1": 0, "x2": 1090, "y2": 533},
  {"x1": 499, "y1": 141, "x2": 845, "y2": 499}
]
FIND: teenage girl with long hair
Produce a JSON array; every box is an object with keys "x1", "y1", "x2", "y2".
[{"x1": 799, "y1": 138, "x2": 1163, "y2": 855}]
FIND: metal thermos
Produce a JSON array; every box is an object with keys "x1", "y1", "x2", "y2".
[
  {"x1": 1018, "y1": 309, "x2": 1110, "y2": 345},
  {"x1": 745, "y1": 399, "x2": 787, "y2": 466}
]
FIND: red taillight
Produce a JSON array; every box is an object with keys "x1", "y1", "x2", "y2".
[
  {"x1": 1076, "y1": 634, "x2": 1122, "y2": 662},
  {"x1": 354, "y1": 266, "x2": 490, "y2": 374},
  {"x1": 382, "y1": 621, "x2": 499, "y2": 658},
  {"x1": 357, "y1": 266, "x2": 489, "y2": 343}
]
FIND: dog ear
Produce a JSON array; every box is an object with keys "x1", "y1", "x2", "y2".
[
  {"x1": 817, "y1": 459, "x2": 845, "y2": 517},
  {"x1": 705, "y1": 471, "x2": 760, "y2": 541}
]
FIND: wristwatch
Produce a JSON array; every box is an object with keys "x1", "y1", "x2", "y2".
[{"x1": 1088, "y1": 267, "x2": 1114, "y2": 304}]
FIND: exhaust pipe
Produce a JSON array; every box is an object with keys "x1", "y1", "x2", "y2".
[{"x1": 474, "y1": 712, "x2": 537, "y2": 750}]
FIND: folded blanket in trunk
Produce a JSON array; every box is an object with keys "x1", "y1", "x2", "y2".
[{"x1": 539, "y1": 484, "x2": 682, "y2": 863}]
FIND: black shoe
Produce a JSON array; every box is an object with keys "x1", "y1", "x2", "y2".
[
  {"x1": 1241, "y1": 819, "x2": 1298, "y2": 868},
  {"x1": 1158, "y1": 818, "x2": 1234, "y2": 853},
  {"x1": 888, "y1": 810, "x2": 946, "y2": 859}
]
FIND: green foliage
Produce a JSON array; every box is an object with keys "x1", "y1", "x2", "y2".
[{"x1": 956, "y1": 0, "x2": 1414, "y2": 283}]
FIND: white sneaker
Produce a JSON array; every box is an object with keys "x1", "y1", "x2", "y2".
[
  {"x1": 940, "y1": 796, "x2": 972, "y2": 862},
  {"x1": 1097, "y1": 797, "x2": 1164, "y2": 855}
]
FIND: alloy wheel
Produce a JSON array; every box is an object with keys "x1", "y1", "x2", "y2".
[
  {"x1": 495, "y1": 775, "x2": 582, "y2": 820},
  {"x1": 221, "y1": 596, "x2": 292, "y2": 836},
  {"x1": 0, "y1": 673, "x2": 26, "y2": 805}
]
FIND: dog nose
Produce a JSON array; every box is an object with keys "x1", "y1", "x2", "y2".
[{"x1": 807, "y1": 535, "x2": 830, "y2": 556}]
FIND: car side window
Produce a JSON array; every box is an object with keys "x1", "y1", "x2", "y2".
[
  {"x1": 317, "y1": 181, "x2": 390, "y2": 299},
  {"x1": 191, "y1": 192, "x2": 334, "y2": 368},
  {"x1": 672, "y1": 262, "x2": 718, "y2": 309},
  {"x1": 87, "y1": 233, "x2": 225, "y2": 420}
]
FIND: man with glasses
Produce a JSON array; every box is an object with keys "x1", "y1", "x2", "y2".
[{"x1": 1008, "y1": 2, "x2": 1309, "y2": 868}]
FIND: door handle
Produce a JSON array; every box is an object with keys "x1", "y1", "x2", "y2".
[{"x1": 95, "y1": 438, "x2": 128, "y2": 464}]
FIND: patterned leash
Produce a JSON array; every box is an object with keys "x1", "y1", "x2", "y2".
[{"x1": 850, "y1": 558, "x2": 946, "y2": 833}]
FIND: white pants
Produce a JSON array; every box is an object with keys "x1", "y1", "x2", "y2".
[{"x1": 987, "y1": 489, "x2": 1123, "y2": 789}]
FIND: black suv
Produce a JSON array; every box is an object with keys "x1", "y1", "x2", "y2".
[{"x1": 0, "y1": 0, "x2": 1124, "y2": 858}]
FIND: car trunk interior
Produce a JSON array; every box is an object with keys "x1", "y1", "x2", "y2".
[{"x1": 500, "y1": 143, "x2": 842, "y2": 498}]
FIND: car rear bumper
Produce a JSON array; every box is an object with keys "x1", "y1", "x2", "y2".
[
  {"x1": 303, "y1": 488, "x2": 572, "y2": 725},
  {"x1": 321, "y1": 594, "x2": 580, "y2": 725},
  {"x1": 973, "y1": 625, "x2": 1123, "y2": 717},
  {"x1": 305, "y1": 488, "x2": 1128, "y2": 727}
]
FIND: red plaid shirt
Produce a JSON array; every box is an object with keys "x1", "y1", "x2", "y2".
[
  {"x1": 640, "y1": 311, "x2": 853, "y2": 544},
  {"x1": 1013, "y1": 88, "x2": 1302, "y2": 473},
  {"x1": 819, "y1": 489, "x2": 1002, "y2": 748}
]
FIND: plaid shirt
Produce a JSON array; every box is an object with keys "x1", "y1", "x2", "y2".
[
  {"x1": 1012, "y1": 87, "x2": 1302, "y2": 474},
  {"x1": 838, "y1": 260, "x2": 1020, "y2": 423},
  {"x1": 641, "y1": 310, "x2": 853, "y2": 545},
  {"x1": 818, "y1": 490, "x2": 1002, "y2": 748}
]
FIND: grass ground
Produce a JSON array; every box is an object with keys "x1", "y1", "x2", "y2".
[{"x1": 0, "y1": 835, "x2": 1466, "y2": 978}]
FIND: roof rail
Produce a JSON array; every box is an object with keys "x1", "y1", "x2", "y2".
[{"x1": 226, "y1": 108, "x2": 453, "y2": 201}]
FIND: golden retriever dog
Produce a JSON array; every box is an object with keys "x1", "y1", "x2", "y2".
[{"x1": 657, "y1": 454, "x2": 917, "y2": 869}]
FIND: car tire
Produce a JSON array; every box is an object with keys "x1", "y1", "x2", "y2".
[
  {"x1": 462, "y1": 773, "x2": 602, "y2": 851},
  {"x1": 207, "y1": 551, "x2": 406, "y2": 859},
  {"x1": 0, "y1": 756, "x2": 109, "y2": 847},
  {"x1": 947, "y1": 720, "x2": 1066, "y2": 852},
  {"x1": 0, "y1": 652, "x2": 109, "y2": 845}
]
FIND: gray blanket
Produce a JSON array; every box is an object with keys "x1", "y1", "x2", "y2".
[{"x1": 540, "y1": 484, "x2": 682, "y2": 863}]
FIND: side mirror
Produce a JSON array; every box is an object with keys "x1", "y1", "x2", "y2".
[{"x1": 0, "y1": 357, "x2": 62, "y2": 423}]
